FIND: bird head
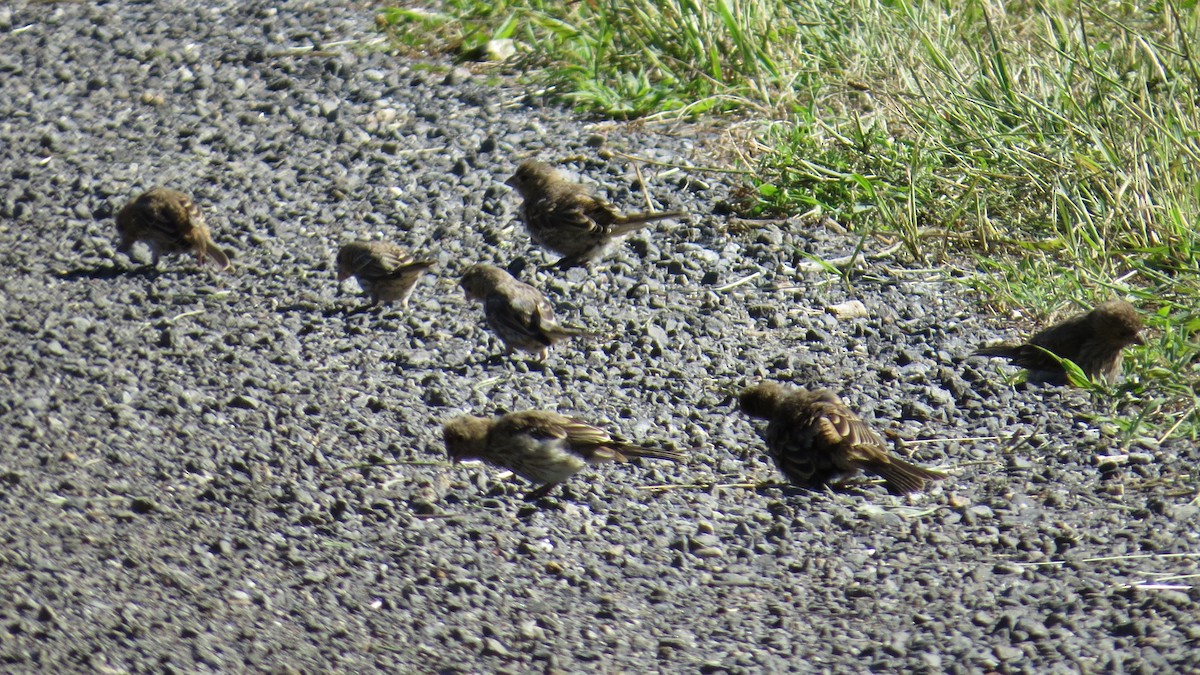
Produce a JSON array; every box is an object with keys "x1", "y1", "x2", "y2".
[
  {"x1": 505, "y1": 159, "x2": 557, "y2": 197},
  {"x1": 459, "y1": 263, "x2": 510, "y2": 301},
  {"x1": 1091, "y1": 300, "x2": 1144, "y2": 347},
  {"x1": 738, "y1": 383, "x2": 791, "y2": 419},
  {"x1": 443, "y1": 415, "x2": 491, "y2": 462},
  {"x1": 334, "y1": 244, "x2": 362, "y2": 281}
]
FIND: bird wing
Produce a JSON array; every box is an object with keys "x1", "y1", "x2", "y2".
[
  {"x1": 976, "y1": 313, "x2": 1091, "y2": 372},
  {"x1": 486, "y1": 294, "x2": 549, "y2": 346},
  {"x1": 492, "y1": 411, "x2": 625, "y2": 465},
  {"x1": 142, "y1": 195, "x2": 197, "y2": 241},
  {"x1": 975, "y1": 343, "x2": 1063, "y2": 372},
  {"x1": 485, "y1": 286, "x2": 555, "y2": 347},
  {"x1": 577, "y1": 195, "x2": 623, "y2": 231},
  {"x1": 1027, "y1": 315, "x2": 1091, "y2": 360},
  {"x1": 560, "y1": 417, "x2": 627, "y2": 462},
  {"x1": 503, "y1": 410, "x2": 623, "y2": 456},
  {"x1": 353, "y1": 244, "x2": 415, "y2": 277},
  {"x1": 539, "y1": 193, "x2": 611, "y2": 235},
  {"x1": 816, "y1": 402, "x2": 895, "y2": 464},
  {"x1": 492, "y1": 411, "x2": 572, "y2": 443},
  {"x1": 815, "y1": 403, "x2": 885, "y2": 449},
  {"x1": 527, "y1": 284, "x2": 558, "y2": 321}
]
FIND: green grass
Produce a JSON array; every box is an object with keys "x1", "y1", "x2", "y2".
[{"x1": 376, "y1": 0, "x2": 1200, "y2": 443}]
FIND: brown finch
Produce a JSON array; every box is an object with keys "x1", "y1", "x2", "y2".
[
  {"x1": 335, "y1": 241, "x2": 434, "y2": 308},
  {"x1": 739, "y1": 383, "x2": 948, "y2": 495},
  {"x1": 973, "y1": 300, "x2": 1143, "y2": 384},
  {"x1": 443, "y1": 410, "x2": 686, "y2": 500},
  {"x1": 459, "y1": 263, "x2": 588, "y2": 360},
  {"x1": 116, "y1": 187, "x2": 232, "y2": 270},
  {"x1": 505, "y1": 159, "x2": 686, "y2": 268}
]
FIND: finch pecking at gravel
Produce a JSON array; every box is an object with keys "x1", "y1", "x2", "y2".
[
  {"x1": 459, "y1": 263, "x2": 588, "y2": 360},
  {"x1": 336, "y1": 241, "x2": 435, "y2": 308},
  {"x1": 116, "y1": 187, "x2": 232, "y2": 270},
  {"x1": 739, "y1": 383, "x2": 948, "y2": 495},
  {"x1": 443, "y1": 410, "x2": 686, "y2": 500},
  {"x1": 505, "y1": 159, "x2": 686, "y2": 269},
  {"x1": 972, "y1": 299, "x2": 1143, "y2": 384}
]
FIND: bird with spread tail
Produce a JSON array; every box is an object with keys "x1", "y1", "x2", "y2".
[
  {"x1": 444, "y1": 410, "x2": 686, "y2": 500},
  {"x1": 506, "y1": 159, "x2": 685, "y2": 269},
  {"x1": 336, "y1": 241, "x2": 434, "y2": 308},
  {"x1": 739, "y1": 383, "x2": 948, "y2": 495},
  {"x1": 972, "y1": 300, "x2": 1143, "y2": 384},
  {"x1": 116, "y1": 187, "x2": 231, "y2": 270},
  {"x1": 460, "y1": 263, "x2": 588, "y2": 360}
]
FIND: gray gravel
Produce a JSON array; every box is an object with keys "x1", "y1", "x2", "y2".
[{"x1": 2, "y1": 1, "x2": 1198, "y2": 672}]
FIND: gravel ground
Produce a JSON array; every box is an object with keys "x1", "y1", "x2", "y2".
[{"x1": 2, "y1": 1, "x2": 1198, "y2": 672}]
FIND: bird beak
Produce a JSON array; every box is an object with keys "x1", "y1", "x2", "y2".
[
  {"x1": 1132, "y1": 334, "x2": 1145, "y2": 346},
  {"x1": 336, "y1": 269, "x2": 350, "y2": 281},
  {"x1": 504, "y1": 174, "x2": 518, "y2": 188}
]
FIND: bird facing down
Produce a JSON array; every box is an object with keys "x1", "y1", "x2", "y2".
[
  {"x1": 972, "y1": 300, "x2": 1143, "y2": 384},
  {"x1": 116, "y1": 187, "x2": 231, "y2": 270},
  {"x1": 505, "y1": 159, "x2": 686, "y2": 269},
  {"x1": 459, "y1": 263, "x2": 588, "y2": 360},
  {"x1": 739, "y1": 383, "x2": 948, "y2": 495},
  {"x1": 443, "y1": 410, "x2": 686, "y2": 500},
  {"x1": 336, "y1": 241, "x2": 434, "y2": 308}
]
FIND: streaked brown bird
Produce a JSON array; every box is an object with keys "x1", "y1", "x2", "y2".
[
  {"x1": 739, "y1": 383, "x2": 948, "y2": 495},
  {"x1": 116, "y1": 187, "x2": 231, "y2": 270},
  {"x1": 459, "y1": 263, "x2": 587, "y2": 360},
  {"x1": 336, "y1": 241, "x2": 434, "y2": 308},
  {"x1": 973, "y1": 300, "x2": 1143, "y2": 384},
  {"x1": 506, "y1": 159, "x2": 685, "y2": 268},
  {"x1": 444, "y1": 410, "x2": 686, "y2": 499}
]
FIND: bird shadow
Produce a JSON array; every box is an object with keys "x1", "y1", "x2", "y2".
[
  {"x1": 56, "y1": 264, "x2": 163, "y2": 281},
  {"x1": 752, "y1": 481, "x2": 818, "y2": 498},
  {"x1": 752, "y1": 480, "x2": 884, "y2": 499},
  {"x1": 516, "y1": 493, "x2": 572, "y2": 516},
  {"x1": 483, "y1": 352, "x2": 520, "y2": 367},
  {"x1": 466, "y1": 350, "x2": 546, "y2": 370},
  {"x1": 320, "y1": 304, "x2": 380, "y2": 319},
  {"x1": 539, "y1": 256, "x2": 584, "y2": 272}
]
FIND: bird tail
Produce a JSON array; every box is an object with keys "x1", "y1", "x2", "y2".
[
  {"x1": 388, "y1": 260, "x2": 435, "y2": 278},
  {"x1": 619, "y1": 444, "x2": 687, "y2": 463},
  {"x1": 867, "y1": 456, "x2": 948, "y2": 495},
  {"x1": 610, "y1": 210, "x2": 686, "y2": 235},
  {"x1": 201, "y1": 241, "x2": 232, "y2": 270},
  {"x1": 532, "y1": 313, "x2": 591, "y2": 342},
  {"x1": 972, "y1": 344, "x2": 1020, "y2": 359},
  {"x1": 542, "y1": 325, "x2": 591, "y2": 343}
]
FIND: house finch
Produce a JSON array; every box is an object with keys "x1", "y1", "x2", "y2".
[
  {"x1": 505, "y1": 159, "x2": 686, "y2": 268},
  {"x1": 973, "y1": 300, "x2": 1143, "y2": 384},
  {"x1": 115, "y1": 187, "x2": 231, "y2": 270},
  {"x1": 739, "y1": 383, "x2": 948, "y2": 495},
  {"x1": 459, "y1": 263, "x2": 588, "y2": 360},
  {"x1": 336, "y1": 241, "x2": 434, "y2": 308},
  {"x1": 443, "y1": 410, "x2": 686, "y2": 499}
]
